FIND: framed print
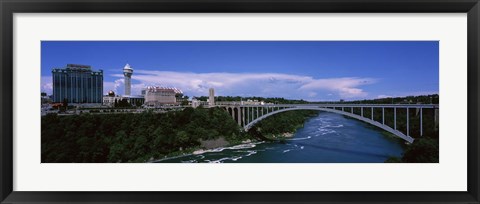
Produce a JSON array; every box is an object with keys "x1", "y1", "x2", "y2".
[{"x1": 1, "y1": 0, "x2": 479, "y2": 203}]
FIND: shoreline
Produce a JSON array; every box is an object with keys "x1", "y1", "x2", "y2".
[
  {"x1": 149, "y1": 138, "x2": 257, "y2": 163},
  {"x1": 150, "y1": 110, "x2": 317, "y2": 162}
]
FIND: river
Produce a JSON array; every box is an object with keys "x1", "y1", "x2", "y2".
[{"x1": 156, "y1": 112, "x2": 405, "y2": 163}]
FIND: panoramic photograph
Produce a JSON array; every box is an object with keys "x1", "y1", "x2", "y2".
[{"x1": 40, "y1": 41, "x2": 439, "y2": 163}]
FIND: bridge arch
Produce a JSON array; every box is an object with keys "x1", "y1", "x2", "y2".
[{"x1": 244, "y1": 107, "x2": 415, "y2": 143}]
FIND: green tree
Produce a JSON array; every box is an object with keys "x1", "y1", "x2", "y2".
[
  {"x1": 402, "y1": 137, "x2": 439, "y2": 163},
  {"x1": 62, "y1": 98, "x2": 69, "y2": 111},
  {"x1": 107, "y1": 130, "x2": 128, "y2": 162}
]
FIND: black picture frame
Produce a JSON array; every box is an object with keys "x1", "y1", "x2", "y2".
[{"x1": 1, "y1": 0, "x2": 479, "y2": 203}]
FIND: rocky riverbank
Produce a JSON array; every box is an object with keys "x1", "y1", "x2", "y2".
[{"x1": 199, "y1": 137, "x2": 230, "y2": 149}]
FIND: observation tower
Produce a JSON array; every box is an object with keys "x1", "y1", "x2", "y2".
[{"x1": 123, "y1": 63, "x2": 133, "y2": 96}]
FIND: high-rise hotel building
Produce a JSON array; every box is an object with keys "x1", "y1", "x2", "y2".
[{"x1": 52, "y1": 64, "x2": 103, "y2": 103}]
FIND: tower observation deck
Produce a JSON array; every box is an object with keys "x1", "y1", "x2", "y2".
[{"x1": 123, "y1": 63, "x2": 133, "y2": 95}]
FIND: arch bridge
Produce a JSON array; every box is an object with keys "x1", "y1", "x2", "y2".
[{"x1": 217, "y1": 103, "x2": 439, "y2": 143}]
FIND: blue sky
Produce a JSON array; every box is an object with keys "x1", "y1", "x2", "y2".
[{"x1": 41, "y1": 41, "x2": 438, "y2": 101}]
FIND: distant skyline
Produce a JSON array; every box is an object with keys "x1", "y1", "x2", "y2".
[{"x1": 41, "y1": 41, "x2": 439, "y2": 101}]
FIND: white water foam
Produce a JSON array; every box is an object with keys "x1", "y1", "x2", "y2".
[
  {"x1": 194, "y1": 141, "x2": 264, "y2": 155},
  {"x1": 205, "y1": 150, "x2": 259, "y2": 163},
  {"x1": 286, "y1": 136, "x2": 312, "y2": 141},
  {"x1": 151, "y1": 153, "x2": 194, "y2": 162},
  {"x1": 327, "y1": 124, "x2": 344, "y2": 128},
  {"x1": 180, "y1": 159, "x2": 198, "y2": 163},
  {"x1": 245, "y1": 150, "x2": 257, "y2": 157},
  {"x1": 207, "y1": 156, "x2": 244, "y2": 163},
  {"x1": 283, "y1": 149, "x2": 292, "y2": 153}
]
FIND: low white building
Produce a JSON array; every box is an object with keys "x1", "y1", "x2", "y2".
[
  {"x1": 144, "y1": 86, "x2": 182, "y2": 107},
  {"x1": 102, "y1": 91, "x2": 145, "y2": 107},
  {"x1": 103, "y1": 90, "x2": 122, "y2": 106},
  {"x1": 191, "y1": 98, "x2": 209, "y2": 108}
]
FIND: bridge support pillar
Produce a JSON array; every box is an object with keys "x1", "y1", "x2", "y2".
[
  {"x1": 244, "y1": 106, "x2": 249, "y2": 125},
  {"x1": 361, "y1": 107, "x2": 363, "y2": 117},
  {"x1": 407, "y1": 108, "x2": 409, "y2": 136},
  {"x1": 420, "y1": 108, "x2": 423, "y2": 136},
  {"x1": 371, "y1": 107, "x2": 374, "y2": 120},
  {"x1": 394, "y1": 107, "x2": 397, "y2": 130},
  {"x1": 251, "y1": 107, "x2": 254, "y2": 123},
  {"x1": 242, "y1": 107, "x2": 245, "y2": 127},
  {"x1": 382, "y1": 107, "x2": 385, "y2": 125},
  {"x1": 237, "y1": 107, "x2": 241, "y2": 126}
]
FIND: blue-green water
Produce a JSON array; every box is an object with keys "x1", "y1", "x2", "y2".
[{"x1": 156, "y1": 112, "x2": 405, "y2": 163}]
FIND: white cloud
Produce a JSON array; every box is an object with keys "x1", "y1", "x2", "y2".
[
  {"x1": 41, "y1": 76, "x2": 52, "y2": 95},
  {"x1": 111, "y1": 70, "x2": 376, "y2": 100},
  {"x1": 377, "y1": 91, "x2": 438, "y2": 99},
  {"x1": 131, "y1": 83, "x2": 146, "y2": 96},
  {"x1": 308, "y1": 92, "x2": 318, "y2": 97},
  {"x1": 41, "y1": 70, "x2": 379, "y2": 100},
  {"x1": 377, "y1": 95, "x2": 392, "y2": 98},
  {"x1": 103, "y1": 81, "x2": 116, "y2": 95},
  {"x1": 299, "y1": 77, "x2": 376, "y2": 98}
]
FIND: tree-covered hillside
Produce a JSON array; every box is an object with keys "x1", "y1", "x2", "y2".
[
  {"x1": 248, "y1": 110, "x2": 319, "y2": 139},
  {"x1": 42, "y1": 94, "x2": 439, "y2": 163},
  {"x1": 42, "y1": 107, "x2": 243, "y2": 163}
]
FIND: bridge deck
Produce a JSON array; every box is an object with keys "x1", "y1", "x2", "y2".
[{"x1": 216, "y1": 103, "x2": 439, "y2": 109}]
